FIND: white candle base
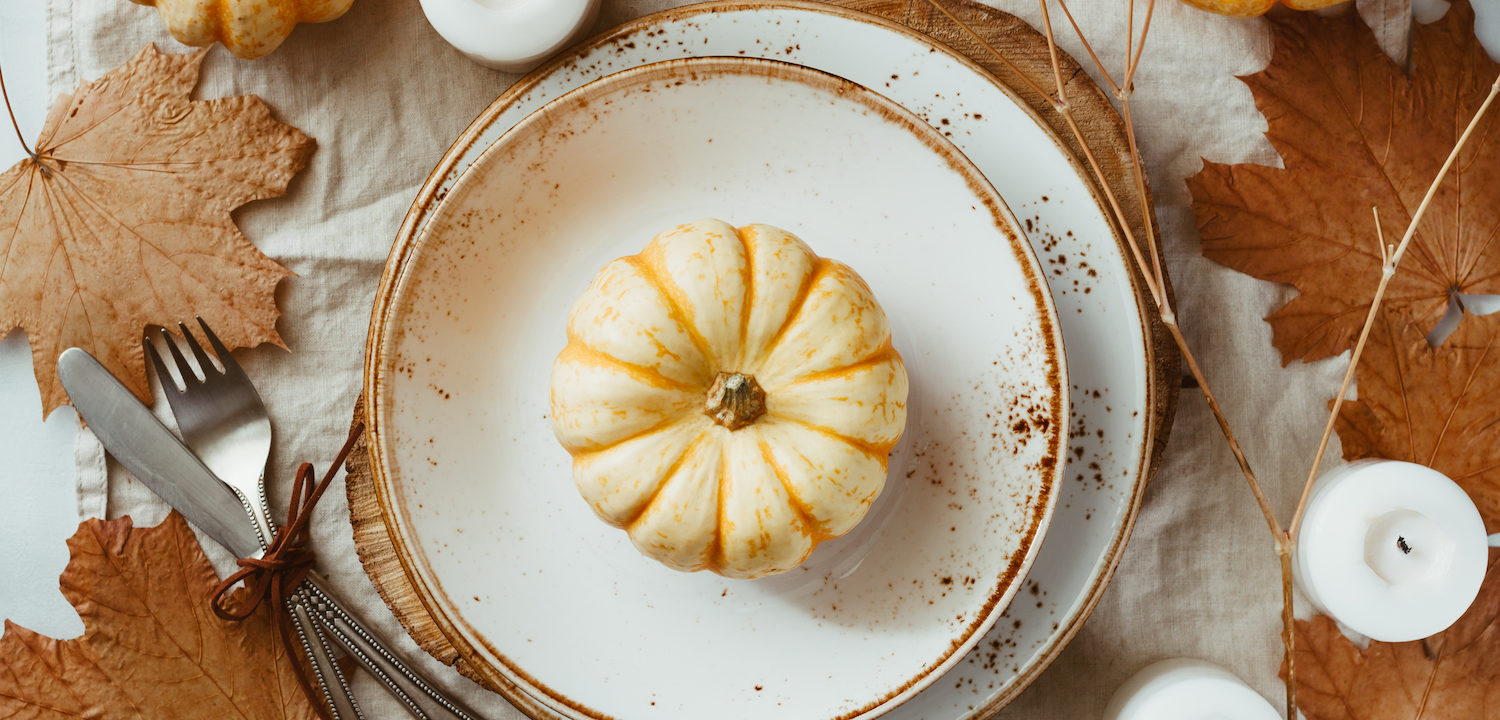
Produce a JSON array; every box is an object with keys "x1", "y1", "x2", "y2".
[
  {"x1": 1295, "y1": 460, "x2": 1487, "y2": 642},
  {"x1": 419, "y1": 0, "x2": 601, "y2": 73},
  {"x1": 1103, "y1": 659, "x2": 1281, "y2": 720}
]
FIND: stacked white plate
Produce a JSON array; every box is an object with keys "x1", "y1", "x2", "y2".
[{"x1": 363, "y1": 3, "x2": 1164, "y2": 719}]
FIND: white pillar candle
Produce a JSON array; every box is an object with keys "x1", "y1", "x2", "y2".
[
  {"x1": 419, "y1": 0, "x2": 601, "y2": 73},
  {"x1": 1295, "y1": 459, "x2": 1488, "y2": 642},
  {"x1": 1103, "y1": 659, "x2": 1281, "y2": 720}
]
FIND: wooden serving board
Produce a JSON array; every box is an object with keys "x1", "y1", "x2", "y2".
[{"x1": 342, "y1": 0, "x2": 1180, "y2": 713}]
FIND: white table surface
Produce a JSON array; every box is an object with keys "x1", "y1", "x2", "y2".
[{"x1": 0, "y1": 1, "x2": 86, "y2": 641}]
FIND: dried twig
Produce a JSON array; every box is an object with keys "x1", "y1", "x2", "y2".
[
  {"x1": 1056, "y1": 1, "x2": 1118, "y2": 93},
  {"x1": 1035, "y1": 1, "x2": 1296, "y2": 708},
  {"x1": 1290, "y1": 75, "x2": 1500, "y2": 539},
  {"x1": 1044, "y1": 0, "x2": 1288, "y2": 541},
  {"x1": 954, "y1": 0, "x2": 1291, "y2": 710},
  {"x1": 916, "y1": 0, "x2": 1054, "y2": 101},
  {"x1": 917, "y1": 2, "x2": 1500, "y2": 718},
  {"x1": 1111, "y1": 0, "x2": 1164, "y2": 295}
]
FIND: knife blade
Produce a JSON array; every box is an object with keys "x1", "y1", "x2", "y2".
[{"x1": 58, "y1": 347, "x2": 263, "y2": 557}]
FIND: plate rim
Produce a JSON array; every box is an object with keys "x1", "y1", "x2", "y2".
[
  {"x1": 366, "y1": 54, "x2": 1068, "y2": 720},
  {"x1": 358, "y1": 2, "x2": 1173, "y2": 717}
]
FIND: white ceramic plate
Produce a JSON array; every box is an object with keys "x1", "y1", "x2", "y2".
[
  {"x1": 368, "y1": 2, "x2": 1159, "y2": 717},
  {"x1": 367, "y1": 57, "x2": 1066, "y2": 720}
]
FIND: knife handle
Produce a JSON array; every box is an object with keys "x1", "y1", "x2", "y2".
[
  {"x1": 287, "y1": 593, "x2": 366, "y2": 720},
  {"x1": 301, "y1": 572, "x2": 483, "y2": 720}
]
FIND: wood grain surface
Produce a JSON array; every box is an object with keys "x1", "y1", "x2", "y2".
[{"x1": 342, "y1": 0, "x2": 1180, "y2": 714}]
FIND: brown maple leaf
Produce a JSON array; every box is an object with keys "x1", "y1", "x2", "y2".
[
  {"x1": 1335, "y1": 309, "x2": 1500, "y2": 531},
  {"x1": 1187, "y1": 0, "x2": 1500, "y2": 365},
  {"x1": 1288, "y1": 550, "x2": 1500, "y2": 719},
  {"x1": 0, "y1": 44, "x2": 313, "y2": 416},
  {"x1": 0, "y1": 511, "x2": 320, "y2": 719}
]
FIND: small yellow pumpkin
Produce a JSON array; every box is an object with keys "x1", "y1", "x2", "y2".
[
  {"x1": 550, "y1": 220, "x2": 908, "y2": 579},
  {"x1": 129, "y1": 0, "x2": 355, "y2": 59},
  {"x1": 1179, "y1": 0, "x2": 1346, "y2": 16}
]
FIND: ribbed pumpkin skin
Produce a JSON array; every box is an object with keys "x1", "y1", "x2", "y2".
[
  {"x1": 1178, "y1": 0, "x2": 1344, "y2": 16},
  {"x1": 129, "y1": 0, "x2": 355, "y2": 59},
  {"x1": 550, "y1": 220, "x2": 908, "y2": 579}
]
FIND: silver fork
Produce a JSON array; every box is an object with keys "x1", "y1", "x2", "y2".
[{"x1": 148, "y1": 319, "x2": 482, "y2": 720}]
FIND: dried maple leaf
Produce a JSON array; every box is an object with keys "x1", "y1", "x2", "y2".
[
  {"x1": 1287, "y1": 550, "x2": 1500, "y2": 719},
  {"x1": 1334, "y1": 309, "x2": 1500, "y2": 531},
  {"x1": 0, "y1": 511, "x2": 320, "y2": 719},
  {"x1": 1187, "y1": 0, "x2": 1500, "y2": 365},
  {"x1": 0, "y1": 44, "x2": 313, "y2": 416}
]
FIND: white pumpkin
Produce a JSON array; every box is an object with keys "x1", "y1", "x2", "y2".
[{"x1": 549, "y1": 219, "x2": 909, "y2": 579}]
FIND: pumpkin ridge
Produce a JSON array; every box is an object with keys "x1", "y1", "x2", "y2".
[
  {"x1": 709, "y1": 443, "x2": 731, "y2": 572},
  {"x1": 772, "y1": 340, "x2": 901, "y2": 388},
  {"x1": 735, "y1": 225, "x2": 756, "y2": 368},
  {"x1": 751, "y1": 257, "x2": 834, "y2": 369},
  {"x1": 623, "y1": 253, "x2": 722, "y2": 372},
  {"x1": 623, "y1": 431, "x2": 713, "y2": 530},
  {"x1": 559, "y1": 342, "x2": 698, "y2": 393},
  {"x1": 777, "y1": 416, "x2": 899, "y2": 458},
  {"x1": 559, "y1": 409, "x2": 690, "y2": 455},
  {"x1": 568, "y1": 414, "x2": 701, "y2": 464},
  {"x1": 757, "y1": 439, "x2": 827, "y2": 542}
]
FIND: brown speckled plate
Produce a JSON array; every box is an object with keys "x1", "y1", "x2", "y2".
[
  {"x1": 365, "y1": 55, "x2": 1064, "y2": 720},
  {"x1": 350, "y1": 2, "x2": 1178, "y2": 719}
]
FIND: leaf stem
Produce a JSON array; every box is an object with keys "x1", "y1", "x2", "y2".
[
  {"x1": 1288, "y1": 73, "x2": 1500, "y2": 540},
  {"x1": 0, "y1": 63, "x2": 35, "y2": 160}
]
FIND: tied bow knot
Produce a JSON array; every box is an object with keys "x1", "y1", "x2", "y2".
[{"x1": 209, "y1": 423, "x2": 364, "y2": 718}]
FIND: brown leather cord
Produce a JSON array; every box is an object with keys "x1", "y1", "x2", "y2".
[{"x1": 210, "y1": 422, "x2": 364, "y2": 719}]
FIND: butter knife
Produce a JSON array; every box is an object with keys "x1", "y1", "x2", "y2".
[{"x1": 58, "y1": 348, "x2": 482, "y2": 720}]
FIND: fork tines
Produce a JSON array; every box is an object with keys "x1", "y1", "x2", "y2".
[{"x1": 144, "y1": 318, "x2": 241, "y2": 392}]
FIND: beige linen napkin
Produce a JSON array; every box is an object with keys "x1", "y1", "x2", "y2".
[{"x1": 55, "y1": 0, "x2": 1410, "y2": 716}]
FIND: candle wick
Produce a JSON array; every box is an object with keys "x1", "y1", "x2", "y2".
[{"x1": 1397, "y1": 536, "x2": 1412, "y2": 554}]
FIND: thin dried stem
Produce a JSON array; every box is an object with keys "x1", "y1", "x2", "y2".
[
  {"x1": 1166, "y1": 322, "x2": 1283, "y2": 538},
  {"x1": 1123, "y1": 0, "x2": 1156, "y2": 93},
  {"x1": 1119, "y1": 97, "x2": 1165, "y2": 296},
  {"x1": 1289, "y1": 74, "x2": 1500, "y2": 539},
  {"x1": 1014, "y1": 1, "x2": 1297, "y2": 712},
  {"x1": 1118, "y1": 1, "x2": 1163, "y2": 294},
  {"x1": 928, "y1": 2, "x2": 1325, "y2": 715},
  {"x1": 1036, "y1": 0, "x2": 1073, "y2": 110},
  {"x1": 1035, "y1": 0, "x2": 1168, "y2": 314},
  {"x1": 1278, "y1": 546, "x2": 1296, "y2": 716},
  {"x1": 916, "y1": 0, "x2": 1054, "y2": 102},
  {"x1": 1036, "y1": 0, "x2": 1283, "y2": 538},
  {"x1": 1055, "y1": 0, "x2": 1119, "y2": 93},
  {"x1": 0, "y1": 63, "x2": 35, "y2": 159}
]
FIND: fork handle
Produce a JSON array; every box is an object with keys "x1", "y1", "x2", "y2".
[
  {"x1": 301, "y1": 572, "x2": 484, "y2": 720},
  {"x1": 287, "y1": 594, "x2": 365, "y2": 720}
]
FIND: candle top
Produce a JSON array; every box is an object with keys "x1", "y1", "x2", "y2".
[
  {"x1": 1103, "y1": 659, "x2": 1281, "y2": 720},
  {"x1": 1297, "y1": 460, "x2": 1487, "y2": 642},
  {"x1": 419, "y1": 0, "x2": 599, "y2": 72}
]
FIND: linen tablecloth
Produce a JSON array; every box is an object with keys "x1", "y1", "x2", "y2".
[{"x1": 50, "y1": 0, "x2": 1429, "y2": 716}]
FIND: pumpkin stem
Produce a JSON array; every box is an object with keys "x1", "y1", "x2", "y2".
[{"x1": 704, "y1": 372, "x2": 767, "y2": 431}]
